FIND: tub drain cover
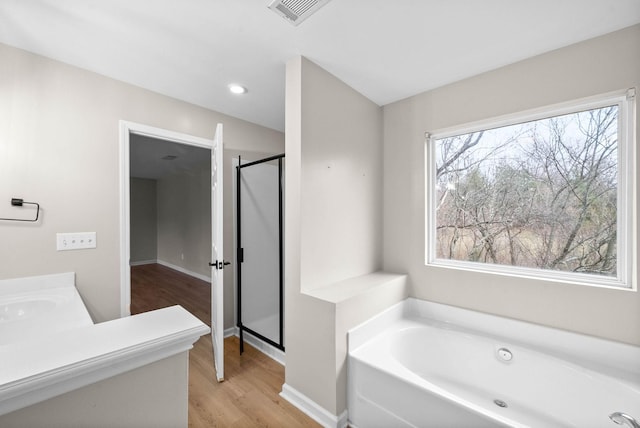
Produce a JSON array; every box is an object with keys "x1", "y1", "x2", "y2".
[{"x1": 494, "y1": 399, "x2": 508, "y2": 408}]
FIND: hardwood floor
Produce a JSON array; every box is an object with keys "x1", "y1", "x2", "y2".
[{"x1": 131, "y1": 264, "x2": 319, "y2": 428}]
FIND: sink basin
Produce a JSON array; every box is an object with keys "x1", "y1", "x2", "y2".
[
  {"x1": 0, "y1": 297, "x2": 58, "y2": 322},
  {"x1": 0, "y1": 274, "x2": 93, "y2": 346}
]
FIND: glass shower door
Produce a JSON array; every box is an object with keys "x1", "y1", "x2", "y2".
[{"x1": 237, "y1": 155, "x2": 284, "y2": 352}]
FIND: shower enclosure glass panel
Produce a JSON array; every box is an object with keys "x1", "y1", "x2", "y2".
[{"x1": 237, "y1": 155, "x2": 284, "y2": 352}]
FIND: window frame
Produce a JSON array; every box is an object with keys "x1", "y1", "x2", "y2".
[{"x1": 425, "y1": 89, "x2": 636, "y2": 290}]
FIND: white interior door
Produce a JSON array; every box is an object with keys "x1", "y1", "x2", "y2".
[{"x1": 211, "y1": 123, "x2": 224, "y2": 382}]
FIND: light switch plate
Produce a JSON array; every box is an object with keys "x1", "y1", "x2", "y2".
[{"x1": 56, "y1": 232, "x2": 97, "y2": 251}]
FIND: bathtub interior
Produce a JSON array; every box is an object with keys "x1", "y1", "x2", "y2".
[
  {"x1": 349, "y1": 352, "x2": 513, "y2": 428},
  {"x1": 389, "y1": 324, "x2": 640, "y2": 424},
  {"x1": 347, "y1": 298, "x2": 640, "y2": 428}
]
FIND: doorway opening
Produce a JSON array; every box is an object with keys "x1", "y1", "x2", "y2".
[
  {"x1": 120, "y1": 121, "x2": 218, "y2": 316},
  {"x1": 128, "y1": 134, "x2": 211, "y2": 318},
  {"x1": 119, "y1": 121, "x2": 227, "y2": 382}
]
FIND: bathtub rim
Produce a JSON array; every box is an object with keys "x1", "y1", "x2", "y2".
[
  {"x1": 348, "y1": 297, "x2": 640, "y2": 381},
  {"x1": 347, "y1": 298, "x2": 640, "y2": 428}
]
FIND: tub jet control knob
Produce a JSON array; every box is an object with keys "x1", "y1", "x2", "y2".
[{"x1": 497, "y1": 348, "x2": 513, "y2": 361}]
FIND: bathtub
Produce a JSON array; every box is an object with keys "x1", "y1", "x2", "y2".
[{"x1": 347, "y1": 298, "x2": 640, "y2": 428}]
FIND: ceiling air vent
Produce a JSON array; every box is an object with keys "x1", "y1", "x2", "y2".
[{"x1": 268, "y1": 0, "x2": 332, "y2": 26}]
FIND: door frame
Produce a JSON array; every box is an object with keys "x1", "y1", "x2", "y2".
[{"x1": 118, "y1": 120, "x2": 215, "y2": 317}]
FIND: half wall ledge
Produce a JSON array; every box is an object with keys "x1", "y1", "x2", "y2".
[
  {"x1": 0, "y1": 305, "x2": 210, "y2": 418},
  {"x1": 283, "y1": 271, "x2": 408, "y2": 427}
]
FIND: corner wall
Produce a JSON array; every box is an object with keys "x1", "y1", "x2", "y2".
[
  {"x1": 284, "y1": 56, "x2": 384, "y2": 418},
  {"x1": 298, "y1": 60, "x2": 384, "y2": 290},
  {"x1": 383, "y1": 24, "x2": 640, "y2": 345}
]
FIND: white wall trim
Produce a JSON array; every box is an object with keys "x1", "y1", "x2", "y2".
[
  {"x1": 129, "y1": 259, "x2": 157, "y2": 266},
  {"x1": 242, "y1": 330, "x2": 285, "y2": 366},
  {"x1": 156, "y1": 260, "x2": 211, "y2": 284},
  {"x1": 119, "y1": 121, "x2": 132, "y2": 317},
  {"x1": 225, "y1": 326, "x2": 286, "y2": 365},
  {"x1": 280, "y1": 384, "x2": 348, "y2": 428},
  {"x1": 241, "y1": 328, "x2": 285, "y2": 365}
]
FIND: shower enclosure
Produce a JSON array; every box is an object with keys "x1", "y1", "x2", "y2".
[{"x1": 236, "y1": 154, "x2": 285, "y2": 353}]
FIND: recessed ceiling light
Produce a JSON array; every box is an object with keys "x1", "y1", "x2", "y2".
[
  {"x1": 162, "y1": 155, "x2": 178, "y2": 160},
  {"x1": 228, "y1": 84, "x2": 248, "y2": 95}
]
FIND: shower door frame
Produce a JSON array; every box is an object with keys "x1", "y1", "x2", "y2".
[{"x1": 236, "y1": 153, "x2": 285, "y2": 354}]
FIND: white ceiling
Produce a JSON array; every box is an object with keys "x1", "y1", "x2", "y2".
[{"x1": 1, "y1": 0, "x2": 639, "y2": 132}]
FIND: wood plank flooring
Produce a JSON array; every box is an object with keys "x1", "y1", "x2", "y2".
[{"x1": 131, "y1": 263, "x2": 319, "y2": 428}]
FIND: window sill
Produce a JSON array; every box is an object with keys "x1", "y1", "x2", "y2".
[{"x1": 426, "y1": 259, "x2": 634, "y2": 292}]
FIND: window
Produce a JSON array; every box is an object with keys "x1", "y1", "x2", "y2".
[{"x1": 426, "y1": 90, "x2": 635, "y2": 288}]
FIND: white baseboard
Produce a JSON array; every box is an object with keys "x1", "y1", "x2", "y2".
[
  {"x1": 156, "y1": 260, "x2": 211, "y2": 283},
  {"x1": 225, "y1": 327, "x2": 285, "y2": 366},
  {"x1": 130, "y1": 259, "x2": 157, "y2": 266},
  {"x1": 280, "y1": 384, "x2": 348, "y2": 428},
  {"x1": 241, "y1": 329, "x2": 285, "y2": 366}
]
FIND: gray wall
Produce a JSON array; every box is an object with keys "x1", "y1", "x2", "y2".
[
  {"x1": 0, "y1": 353, "x2": 189, "y2": 428},
  {"x1": 284, "y1": 56, "x2": 383, "y2": 415},
  {"x1": 157, "y1": 163, "x2": 211, "y2": 278},
  {"x1": 297, "y1": 59, "x2": 383, "y2": 290},
  {"x1": 130, "y1": 178, "x2": 158, "y2": 263},
  {"x1": 0, "y1": 42, "x2": 284, "y2": 322},
  {"x1": 383, "y1": 24, "x2": 640, "y2": 345}
]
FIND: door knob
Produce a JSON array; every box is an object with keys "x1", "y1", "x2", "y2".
[{"x1": 209, "y1": 260, "x2": 231, "y2": 269}]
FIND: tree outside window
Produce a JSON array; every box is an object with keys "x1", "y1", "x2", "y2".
[{"x1": 429, "y1": 96, "x2": 633, "y2": 286}]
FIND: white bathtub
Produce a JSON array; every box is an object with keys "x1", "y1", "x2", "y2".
[{"x1": 348, "y1": 298, "x2": 640, "y2": 428}]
